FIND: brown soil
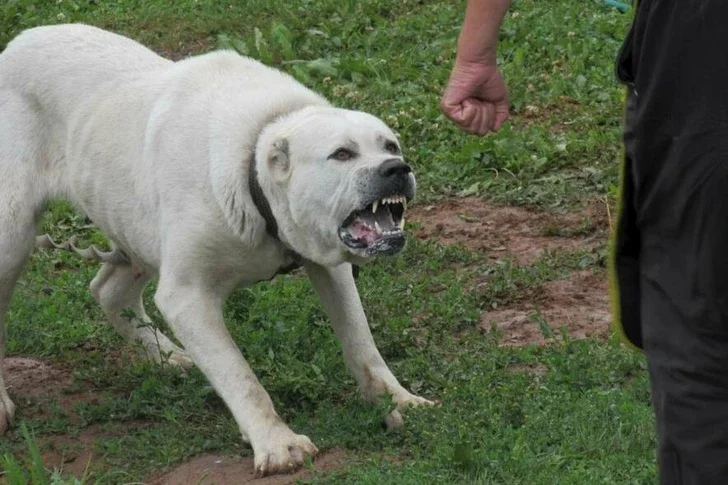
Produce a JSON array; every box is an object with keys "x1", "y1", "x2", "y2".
[
  {"x1": 410, "y1": 196, "x2": 608, "y2": 266},
  {"x1": 150, "y1": 449, "x2": 351, "y2": 485},
  {"x1": 480, "y1": 270, "x2": 611, "y2": 346},
  {"x1": 410, "y1": 196, "x2": 612, "y2": 346},
  {"x1": 5, "y1": 357, "x2": 72, "y2": 400},
  {"x1": 4, "y1": 357, "x2": 137, "y2": 476},
  {"x1": 40, "y1": 422, "x2": 150, "y2": 478},
  {"x1": 6, "y1": 356, "x2": 118, "y2": 422}
]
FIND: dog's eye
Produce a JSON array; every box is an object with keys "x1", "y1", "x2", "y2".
[
  {"x1": 384, "y1": 141, "x2": 400, "y2": 155},
  {"x1": 330, "y1": 148, "x2": 355, "y2": 161}
]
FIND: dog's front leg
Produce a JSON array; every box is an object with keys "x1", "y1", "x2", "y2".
[
  {"x1": 305, "y1": 262, "x2": 433, "y2": 423},
  {"x1": 154, "y1": 279, "x2": 318, "y2": 476}
]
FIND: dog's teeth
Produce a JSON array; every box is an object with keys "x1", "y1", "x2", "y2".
[
  {"x1": 403, "y1": 198, "x2": 407, "y2": 210},
  {"x1": 374, "y1": 221, "x2": 382, "y2": 234},
  {"x1": 372, "y1": 200, "x2": 379, "y2": 214},
  {"x1": 399, "y1": 217, "x2": 405, "y2": 230}
]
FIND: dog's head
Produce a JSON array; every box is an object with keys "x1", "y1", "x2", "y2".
[{"x1": 255, "y1": 106, "x2": 415, "y2": 266}]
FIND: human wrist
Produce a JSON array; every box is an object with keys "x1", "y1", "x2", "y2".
[
  {"x1": 454, "y1": 47, "x2": 497, "y2": 68},
  {"x1": 455, "y1": 0, "x2": 509, "y2": 66},
  {"x1": 456, "y1": 25, "x2": 498, "y2": 66}
]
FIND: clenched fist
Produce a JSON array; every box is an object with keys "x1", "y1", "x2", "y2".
[{"x1": 440, "y1": 60, "x2": 510, "y2": 136}]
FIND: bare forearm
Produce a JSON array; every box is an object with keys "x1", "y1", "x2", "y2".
[
  {"x1": 457, "y1": 0, "x2": 511, "y2": 65},
  {"x1": 441, "y1": 0, "x2": 512, "y2": 135}
]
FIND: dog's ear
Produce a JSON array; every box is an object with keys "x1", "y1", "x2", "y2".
[{"x1": 268, "y1": 138, "x2": 290, "y2": 172}]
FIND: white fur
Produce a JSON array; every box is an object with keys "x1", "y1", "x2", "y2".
[{"x1": 0, "y1": 24, "x2": 431, "y2": 476}]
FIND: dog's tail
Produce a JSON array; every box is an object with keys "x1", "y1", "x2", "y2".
[{"x1": 35, "y1": 234, "x2": 129, "y2": 265}]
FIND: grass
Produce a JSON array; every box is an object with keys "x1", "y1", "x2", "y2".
[
  {"x1": 1, "y1": 423, "x2": 88, "y2": 484},
  {"x1": 0, "y1": 1, "x2": 656, "y2": 483}
]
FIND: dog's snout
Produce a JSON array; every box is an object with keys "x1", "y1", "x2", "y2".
[{"x1": 378, "y1": 159, "x2": 411, "y2": 178}]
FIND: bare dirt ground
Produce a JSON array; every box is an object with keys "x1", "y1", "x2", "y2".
[
  {"x1": 150, "y1": 450, "x2": 350, "y2": 485},
  {"x1": 5, "y1": 357, "x2": 127, "y2": 477},
  {"x1": 410, "y1": 196, "x2": 610, "y2": 266},
  {"x1": 479, "y1": 270, "x2": 611, "y2": 346},
  {"x1": 411, "y1": 196, "x2": 612, "y2": 346}
]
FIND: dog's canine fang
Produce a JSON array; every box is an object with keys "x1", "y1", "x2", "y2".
[{"x1": 339, "y1": 195, "x2": 407, "y2": 254}]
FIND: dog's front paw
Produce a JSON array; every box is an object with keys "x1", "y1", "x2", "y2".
[
  {"x1": 0, "y1": 395, "x2": 16, "y2": 435},
  {"x1": 164, "y1": 348, "x2": 194, "y2": 369},
  {"x1": 136, "y1": 331, "x2": 194, "y2": 370},
  {"x1": 385, "y1": 392, "x2": 435, "y2": 431},
  {"x1": 395, "y1": 392, "x2": 434, "y2": 409},
  {"x1": 253, "y1": 430, "x2": 319, "y2": 477}
]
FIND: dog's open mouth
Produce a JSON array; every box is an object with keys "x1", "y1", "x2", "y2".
[{"x1": 339, "y1": 195, "x2": 407, "y2": 255}]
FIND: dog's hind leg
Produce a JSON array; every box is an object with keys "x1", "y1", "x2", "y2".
[
  {"x1": 90, "y1": 263, "x2": 192, "y2": 369},
  {"x1": 0, "y1": 191, "x2": 39, "y2": 435},
  {"x1": 0, "y1": 217, "x2": 36, "y2": 434},
  {"x1": 0, "y1": 88, "x2": 50, "y2": 433}
]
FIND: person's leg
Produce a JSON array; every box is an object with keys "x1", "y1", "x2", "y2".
[{"x1": 627, "y1": 0, "x2": 728, "y2": 482}]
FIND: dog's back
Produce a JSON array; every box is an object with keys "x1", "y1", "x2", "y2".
[
  {"x1": 0, "y1": 24, "x2": 169, "y2": 122},
  {"x1": 0, "y1": 25, "x2": 171, "y2": 205}
]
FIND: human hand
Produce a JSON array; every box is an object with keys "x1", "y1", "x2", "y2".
[{"x1": 440, "y1": 60, "x2": 510, "y2": 136}]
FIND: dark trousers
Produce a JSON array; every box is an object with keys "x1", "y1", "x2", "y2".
[{"x1": 612, "y1": 0, "x2": 728, "y2": 482}]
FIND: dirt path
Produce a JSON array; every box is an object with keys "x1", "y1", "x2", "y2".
[
  {"x1": 410, "y1": 196, "x2": 612, "y2": 346},
  {"x1": 150, "y1": 450, "x2": 350, "y2": 485},
  {"x1": 410, "y1": 196, "x2": 609, "y2": 265},
  {"x1": 479, "y1": 270, "x2": 611, "y2": 346},
  {"x1": 5, "y1": 357, "x2": 128, "y2": 477}
]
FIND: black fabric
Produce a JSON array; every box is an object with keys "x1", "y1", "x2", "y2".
[
  {"x1": 614, "y1": 0, "x2": 728, "y2": 482},
  {"x1": 248, "y1": 156, "x2": 304, "y2": 275},
  {"x1": 248, "y1": 157, "x2": 285, "y2": 246}
]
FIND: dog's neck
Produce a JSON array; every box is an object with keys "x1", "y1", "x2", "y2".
[
  {"x1": 248, "y1": 157, "x2": 282, "y2": 245},
  {"x1": 248, "y1": 153, "x2": 304, "y2": 273},
  {"x1": 247, "y1": 153, "x2": 360, "y2": 281}
]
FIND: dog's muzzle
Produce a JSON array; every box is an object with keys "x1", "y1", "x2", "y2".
[{"x1": 339, "y1": 159, "x2": 414, "y2": 257}]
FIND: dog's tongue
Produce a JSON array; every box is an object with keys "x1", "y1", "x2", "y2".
[{"x1": 349, "y1": 219, "x2": 380, "y2": 246}]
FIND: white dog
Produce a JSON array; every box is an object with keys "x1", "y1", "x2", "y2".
[{"x1": 0, "y1": 24, "x2": 432, "y2": 475}]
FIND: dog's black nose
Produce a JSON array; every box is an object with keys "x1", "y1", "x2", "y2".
[{"x1": 378, "y1": 158, "x2": 411, "y2": 178}]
